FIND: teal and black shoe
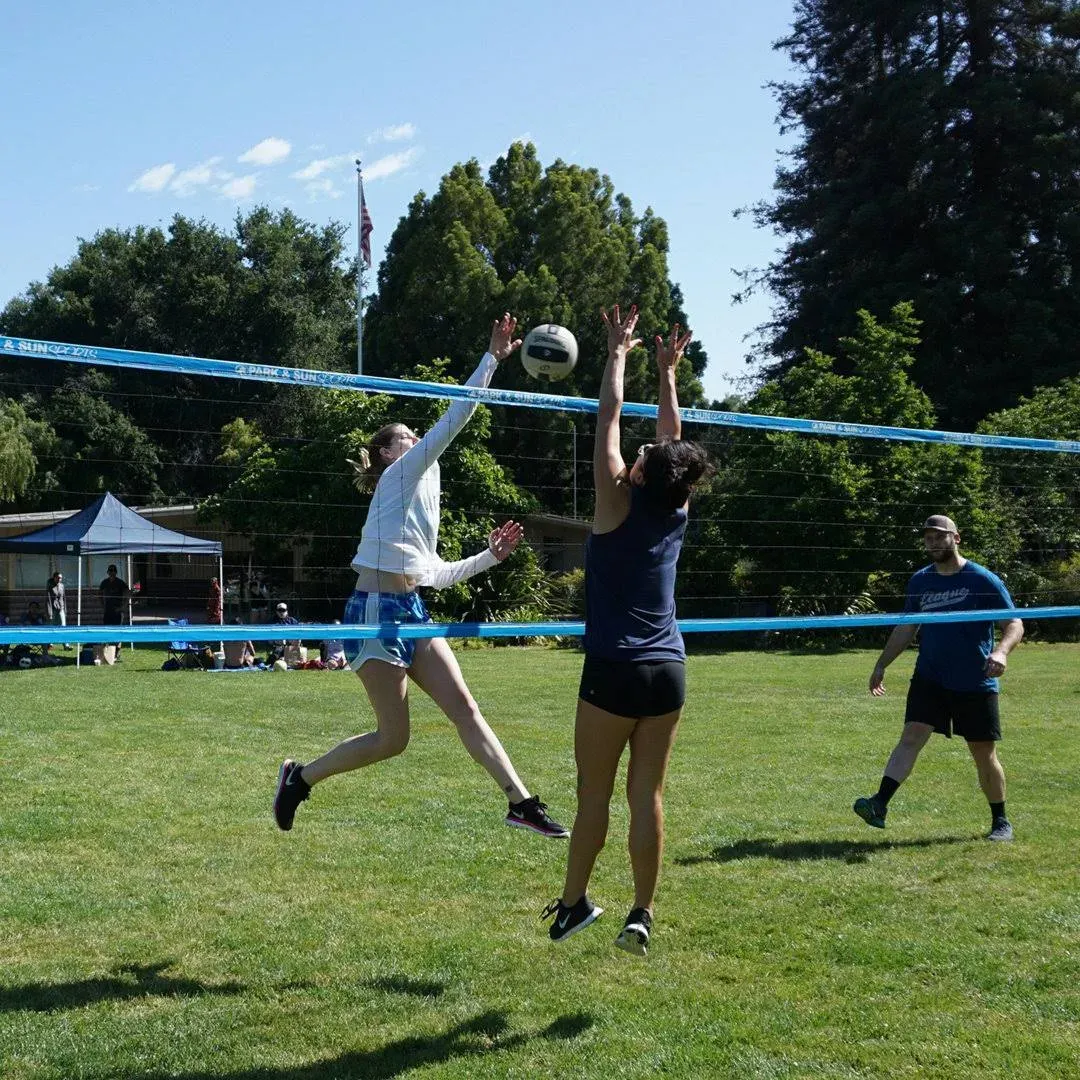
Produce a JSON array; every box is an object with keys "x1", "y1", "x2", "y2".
[{"x1": 853, "y1": 796, "x2": 886, "y2": 829}]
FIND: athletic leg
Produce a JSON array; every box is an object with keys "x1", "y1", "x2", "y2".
[
  {"x1": 625, "y1": 708, "x2": 681, "y2": 912},
  {"x1": 407, "y1": 637, "x2": 530, "y2": 803},
  {"x1": 883, "y1": 721, "x2": 934, "y2": 784},
  {"x1": 967, "y1": 740, "x2": 1006, "y2": 803},
  {"x1": 562, "y1": 699, "x2": 635, "y2": 905},
  {"x1": 300, "y1": 660, "x2": 411, "y2": 785}
]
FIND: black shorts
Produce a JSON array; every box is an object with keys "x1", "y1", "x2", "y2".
[
  {"x1": 578, "y1": 656, "x2": 686, "y2": 719},
  {"x1": 905, "y1": 677, "x2": 1001, "y2": 742}
]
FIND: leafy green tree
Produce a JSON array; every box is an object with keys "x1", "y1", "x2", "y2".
[
  {"x1": 1, "y1": 209, "x2": 357, "y2": 507},
  {"x1": 20, "y1": 370, "x2": 163, "y2": 508},
  {"x1": 0, "y1": 398, "x2": 44, "y2": 502},
  {"x1": 978, "y1": 376, "x2": 1080, "y2": 630},
  {"x1": 365, "y1": 142, "x2": 708, "y2": 514},
  {"x1": 686, "y1": 304, "x2": 1006, "y2": 631},
  {"x1": 748, "y1": 0, "x2": 1080, "y2": 427}
]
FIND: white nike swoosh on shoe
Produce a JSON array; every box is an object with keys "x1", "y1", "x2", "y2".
[{"x1": 557, "y1": 913, "x2": 571, "y2": 929}]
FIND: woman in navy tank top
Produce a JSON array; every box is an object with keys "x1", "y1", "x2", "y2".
[{"x1": 542, "y1": 304, "x2": 710, "y2": 956}]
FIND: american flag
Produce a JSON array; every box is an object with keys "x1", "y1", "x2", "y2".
[{"x1": 359, "y1": 184, "x2": 373, "y2": 268}]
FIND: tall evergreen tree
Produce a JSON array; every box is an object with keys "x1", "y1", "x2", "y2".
[
  {"x1": 364, "y1": 142, "x2": 707, "y2": 515},
  {"x1": 749, "y1": 0, "x2": 1080, "y2": 427}
]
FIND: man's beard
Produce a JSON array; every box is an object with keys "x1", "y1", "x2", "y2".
[{"x1": 928, "y1": 547, "x2": 952, "y2": 563}]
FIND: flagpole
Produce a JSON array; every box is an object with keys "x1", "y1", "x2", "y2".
[{"x1": 355, "y1": 159, "x2": 365, "y2": 375}]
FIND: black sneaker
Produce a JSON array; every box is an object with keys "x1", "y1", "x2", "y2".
[
  {"x1": 853, "y1": 795, "x2": 886, "y2": 829},
  {"x1": 273, "y1": 759, "x2": 310, "y2": 831},
  {"x1": 615, "y1": 907, "x2": 652, "y2": 957},
  {"x1": 506, "y1": 796, "x2": 569, "y2": 838},
  {"x1": 987, "y1": 818, "x2": 1014, "y2": 842},
  {"x1": 540, "y1": 896, "x2": 603, "y2": 942}
]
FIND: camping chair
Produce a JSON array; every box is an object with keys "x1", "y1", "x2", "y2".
[{"x1": 166, "y1": 619, "x2": 201, "y2": 666}]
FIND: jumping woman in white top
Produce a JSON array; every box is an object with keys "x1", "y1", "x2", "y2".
[{"x1": 274, "y1": 314, "x2": 567, "y2": 838}]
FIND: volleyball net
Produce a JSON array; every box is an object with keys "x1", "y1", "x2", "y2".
[{"x1": 1, "y1": 333, "x2": 1078, "y2": 648}]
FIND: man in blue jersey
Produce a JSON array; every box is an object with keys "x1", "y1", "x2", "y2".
[{"x1": 854, "y1": 515, "x2": 1024, "y2": 841}]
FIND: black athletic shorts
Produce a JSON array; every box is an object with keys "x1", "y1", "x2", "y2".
[
  {"x1": 578, "y1": 656, "x2": 686, "y2": 719},
  {"x1": 905, "y1": 676, "x2": 1001, "y2": 742}
]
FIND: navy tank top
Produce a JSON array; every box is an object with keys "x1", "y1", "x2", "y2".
[{"x1": 583, "y1": 484, "x2": 688, "y2": 662}]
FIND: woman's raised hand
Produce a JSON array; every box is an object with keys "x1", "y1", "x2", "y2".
[
  {"x1": 655, "y1": 324, "x2": 692, "y2": 373},
  {"x1": 601, "y1": 304, "x2": 642, "y2": 357},
  {"x1": 488, "y1": 313, "x2": 523, "y2": 362},
  {"x1": 488, "y1": 520, "x2": 525, "y2": 561}
]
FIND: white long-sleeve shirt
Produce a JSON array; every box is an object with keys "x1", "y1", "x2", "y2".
[{"x1": 351, "y1": 351, "x2": 500, "y2": 589}]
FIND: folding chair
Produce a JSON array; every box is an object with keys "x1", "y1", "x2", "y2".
[{"x1": 166, "y1": 619, "x2": 200, "y2": 666}]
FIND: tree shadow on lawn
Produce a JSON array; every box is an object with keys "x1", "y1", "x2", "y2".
[
  {"x1": 363, "y1": 974, "x2": 447, "y2": 999},
  {"x1": 677, "y1": 835, "x2": 972, "y2": 866},
  {"x1": 0, "y1": 960, "x2": 244, "y2": 1013},
  {"x1": 135, "y1": 1010, "x2": 594, "y2": 1080}
]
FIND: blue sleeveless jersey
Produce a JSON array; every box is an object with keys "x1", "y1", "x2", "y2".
[{"x1": 583, "y1": 485, "x2": 688, "y2": 662}]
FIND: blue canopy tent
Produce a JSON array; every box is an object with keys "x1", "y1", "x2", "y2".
[{"x1": 0, "y1": 491, "x2": 223, "y2": 665}]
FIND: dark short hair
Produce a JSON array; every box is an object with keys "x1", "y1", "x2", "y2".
[
  {"x1": 107, "y1": 564, "x2": 118, "y2": 573},
  {"x1": 640, "y1": 439, "x2": 712, "y2": 513}
]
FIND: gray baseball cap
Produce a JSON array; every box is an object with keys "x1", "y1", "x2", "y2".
[{"x1": 922, "y1": 514, "x2": 959, "y2": 534}]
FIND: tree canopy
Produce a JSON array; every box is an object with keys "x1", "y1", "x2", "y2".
[
  {"x1": 365, "y1": 142, "x2": 708, "y2": 514},
  {"x1": 749, "y1": 0, "x2": 1080, "y2": 428}
]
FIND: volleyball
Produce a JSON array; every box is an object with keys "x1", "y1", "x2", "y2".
[
  {"x1": 521, "y1": 324, "x2": 578, "y2": 381},
  {"x1": 272, "y1": 658, "x2": 288, "y2": 672}
]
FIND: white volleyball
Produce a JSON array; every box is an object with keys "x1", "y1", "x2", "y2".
[{"x1": 521, "y1": 324, "x2": 578, "y2": 382}]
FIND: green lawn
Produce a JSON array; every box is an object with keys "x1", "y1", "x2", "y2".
[{"x1": 1, "y1": 645, "x2": 1078, "y2": 1079}]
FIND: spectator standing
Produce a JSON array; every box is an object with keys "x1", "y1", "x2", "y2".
[
  {"x1": 207, "y1": 577, "x2": 223, "y2": 625},
  {"x1": 99, "y1": 564, "x2": 129, "y2": 657},
  {"x1": 46, "y1": 572, "x2": 68, "y2": 648}
]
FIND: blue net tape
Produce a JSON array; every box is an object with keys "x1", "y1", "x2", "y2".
[
  {"x1": 0, "y1": 607, "x2": 1073, "y2": 646},
  {"x1": 4, "y1": 335, "x2": 1080, "y2": 452}
]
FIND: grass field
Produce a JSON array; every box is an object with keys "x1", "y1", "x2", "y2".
[{"x1": 2, "y1": 644, "x2": 1078, "y2": 1080}]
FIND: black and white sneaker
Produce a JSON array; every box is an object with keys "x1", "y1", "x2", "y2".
[
  {"x1": 987, "y1": 818, "x2": 1014, "y2": 842},
  {"x1": 540, "y1": 896, "x2": 603, "y2": 942},
  {"x1": 273, "y1": 759, "x2": 310, "y2": 831},
  {"x1": 614, "y1": 907, "x2": 652, "y2": 957},
  {"x1": 506, "y1": 796, "x2": 569, "y2": 838}
]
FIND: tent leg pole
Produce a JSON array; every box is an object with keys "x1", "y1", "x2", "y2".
[
  {"x1": 76, "y1": 558, "x2": 82, "y2": 670},
  {"x1": 127, "y1": 554, "x2": 134, "y2": 651}
]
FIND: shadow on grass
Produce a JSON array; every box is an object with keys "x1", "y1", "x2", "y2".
[
  {"x1": 0, "y1": 961, "x2": 243, "y2": 1013},
  {"x1": 364, "y1": 974, "x2": 447, "y2": 999},
  {"x1": 677, "y1": 835, "x2": 971, "y2": 866},
  {"x1": 137, "y1": 1010, "x2": 594, "y2": 1080}
]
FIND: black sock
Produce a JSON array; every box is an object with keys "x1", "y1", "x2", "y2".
[
  {"x1": 990, "y1": 801, "x2": 1006, "y2": 823},
  {"x1": 876, "y1": 775, "x2": 901, "y2": 808}
]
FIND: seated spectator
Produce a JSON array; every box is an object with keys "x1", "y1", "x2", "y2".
[
  {"x1": 267, "y1": 601, "x2": 300, "y2": 664},
  {"x1": 21, "y1": 600, "x2": 51, "y2": 658},
  {"x1": 223, "y1": 619, "x2": 256, "y2": 669},
  {"x1": 320, "y1": 620, "x2": 347, "y2": 669}
]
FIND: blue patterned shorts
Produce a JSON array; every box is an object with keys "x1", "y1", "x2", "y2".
[{"x1": 343, "y1": 590, "x2": 431, "y2": 670}]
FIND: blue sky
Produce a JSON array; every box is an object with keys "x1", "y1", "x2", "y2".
[{"x1": 3, "y1": 0, "x2": 797, "y2": 402}]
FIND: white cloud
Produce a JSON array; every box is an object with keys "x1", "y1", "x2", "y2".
[
  {"x1": 303, "y1": 177, "x2": 343, "y2": 201},
  {"x1": 369, "y1": 122, "x2": 416, "y2": 143},
  {"x1": 291, "y1": 153, "x2": 355, "y2": 181},
  {"x1": 364, "y1": 147, "x2": 420, "y2": 181},
  {"x1": 128, "y1": 163, "x2": 176, "y2": 193},
  {"x1": 170, "y1": 157, "x2": 223, "y2": 196},
  {"x1": 239, "y1": 137, "x2": 292, "y2": 166},
  {"x1": 221, "y1": 175, "x2": 257, "y2": 199}
]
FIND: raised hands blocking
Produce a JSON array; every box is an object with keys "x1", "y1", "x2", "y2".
[
  {"x1": 655, "y1": 324, "x2": 692, "y2": 373},
  {"x1": 601, "y1": 304, "x2": 643, "y2": 357}
]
